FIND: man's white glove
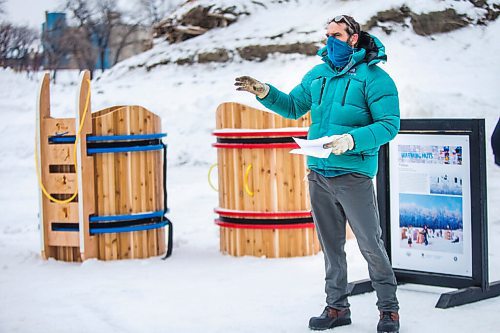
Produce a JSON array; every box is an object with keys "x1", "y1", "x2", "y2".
[
  {"x1": 235, "y1": 76, "x2": 270, "y2": 99},
  {"x1": 323, "y1": 134, "x2": 355, "y2": 155}
]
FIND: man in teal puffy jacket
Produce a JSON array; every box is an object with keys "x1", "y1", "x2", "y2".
[{"x1": 235, "y1": 15, "x2": 400, "y2": 333}]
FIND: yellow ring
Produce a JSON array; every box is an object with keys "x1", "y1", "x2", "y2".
[
  {"x1": 208, "y1": 163, "x2": 218, "y2": 192},
  {"x1": 244, "y1": 164, "x2": 254, "y2": 197}
]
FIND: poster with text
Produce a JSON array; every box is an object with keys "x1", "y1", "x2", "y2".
[{"x1": 389, "y1": 134, "x2": 472, "y2": 277}]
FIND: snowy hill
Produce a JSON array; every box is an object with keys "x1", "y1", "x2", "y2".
[{"x1": 1, "y1": 0, "x2": 500, "y2": 332}]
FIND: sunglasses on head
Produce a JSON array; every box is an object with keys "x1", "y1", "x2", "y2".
[{"x1": 332, "y1": 15, "x2": 358, "y2": 35}]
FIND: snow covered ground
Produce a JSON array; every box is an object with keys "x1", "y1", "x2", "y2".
[{"x1": 1, "y1": 1, "x2": 500, "y2": 332}]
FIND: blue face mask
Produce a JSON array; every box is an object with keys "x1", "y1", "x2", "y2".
[{"x1": 326, "y1": 36, "x2": 353, "y2": 68}]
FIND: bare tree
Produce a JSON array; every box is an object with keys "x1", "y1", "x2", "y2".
[
  {"x1": 1, "y1": 22, "x2": 38, "y2": 70},
  {"x1": 42, "y1": 16, "x2": 70, "y2": 83},
  {"x1": 139, "y1": 0, "x2": 175, "y2": 26},
  {"x1": 62, "y1": 27, "x2": 96, "y2": 75},
  {"x1": 10, "y1": 25, "x2": 37, "y2": 70},
  {"x1": 65, "y1": 0, "x2": 121, "y2": 75},
  {"x1": 0, "y1": 22, "x2": 13, "y2": 66},
  {"x1": 111, "y1": 21, "x2": 141, "y2": 65}
]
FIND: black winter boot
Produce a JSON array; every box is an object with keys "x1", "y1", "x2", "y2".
[
  {"x1": 308, "y1": 306, "x2": 351, "y2": 331},
  {"x1": 377, "y1": 311, "x2": 400, "y2": 333}
]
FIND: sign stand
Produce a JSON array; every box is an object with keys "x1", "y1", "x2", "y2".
[{"x1": 348, "y1": 119, "x2": 500, "y2": 308}]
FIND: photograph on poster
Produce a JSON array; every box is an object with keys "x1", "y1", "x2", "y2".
[
  {"x1": 429, "y1": 172, "x2": 463, "y2": 196},
  {"x1": 399, "y1": 193, "x2": 463, "y2": 254},
  {"x1": 398, "y1": 145, "x2": 462, "y2": 165},
  {"x1": 390, "y1": 133, "x2": 472, "y2": 277}
]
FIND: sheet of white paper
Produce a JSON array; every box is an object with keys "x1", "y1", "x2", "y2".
[{"x1": 290, "y1": 136, "x2": 333, "y2": 158}]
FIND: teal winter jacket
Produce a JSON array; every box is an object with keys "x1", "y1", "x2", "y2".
[{"x1": 257, "y1": 32, "x2": 400, "y2": 178}]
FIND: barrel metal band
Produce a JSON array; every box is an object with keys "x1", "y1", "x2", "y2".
[
  {"x1": 48, "y1": 133, "x2": 167, "y2": 144},
  {"x1": 215, "y1": 219, "x2": 314, "y2": 230},
  {"x1": 216, "y1": 136, "x2": 307, "y2": 145},
  {"x1": 51, "y1": 216, "x2": 170, "y2": 234},
  {"x1": 217, "y1": 215, "x2": 313, "y2": 225},
  {"x1": 214, "y1": 207, "x2": 312, "y2": 218},
  {"x1": 213, "y1": 129, "x2": 308, "y2": 138}
]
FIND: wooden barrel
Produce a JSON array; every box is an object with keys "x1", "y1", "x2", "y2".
[
  {"x1": 91, "y1": 106, "x2": 167, "y2": 260},
  {"x1": 213, "y1": 102, "x2": 321, "y2": 258},
  {"x1": 37, "y1": 72, "x2": 170, "y2": 262}
]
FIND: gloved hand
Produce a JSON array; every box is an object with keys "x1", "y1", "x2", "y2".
[
  {"x1": 323, "y1": 134, "x2": 354, "y2": 155},
  {"x1": 235, "y1": 76, "x2": 270, "y2": 99}
]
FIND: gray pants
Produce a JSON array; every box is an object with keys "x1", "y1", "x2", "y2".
[{"x1": 308, "y1": 170, "x2": 399, "y2": 312}]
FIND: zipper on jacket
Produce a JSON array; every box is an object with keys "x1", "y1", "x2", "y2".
[
  {"x1": 361, "y1": 153, "x2": 365, "y2": 161},
  {"x1": 341, "y1": 79, "x2": 351, "y2": 106},
  {"x1": 318, "y1": 78, "x2": 326, "y2": 105}
]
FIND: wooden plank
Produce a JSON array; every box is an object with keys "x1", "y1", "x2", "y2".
[
  {"x1": 252, "y1": 149, "x2": 262, "y2": 212},
  {"x1": 93, "y1": 111, "x2": 105, "y2": 259},
  {"x1": 224, "y1": 227, "x2": 230, "y2": 255},
  {"x1": 226, "y1": 147, "x2": 235, "y2": 210},
  {"x1": 291, "y1": 155, "x2": 302, "y2": 211},
  {"x1": 220, "y1": 228, "x2": 226, "y2": 254},
  {"x1": 234, "y1": 151, "x2": 244, "y2": 211},
  {"x1": 221, "y1": 149, "x2": 229, "y2": 209},
  {"x1": 44, "y1": 118, "x2": 76, "y2": 136},
  {"x1": 252, "y1": 146, "x2": 264, "y2": 256},
  {"x1": 145, "y1": 109, "x2": 157, "y2": 256},
  {"x1": 262, "y1": 148, "x2": 272, "y2": 212},
  {"x1": 48, "y1": 230, "x2": 80, "y2": 247},
  {"x1": 313, "y1": 228, "x2": 321, "y2": 253},
  {"x1": 46, "y1": 144, "x2": 75, "y2": 165},
  {"x1": 44, "y1": 173, "x2": 77, "y2": 194},
  {"x1": 295, "y1": 228, "x2": 303, "y2": 257},
  {"x1": 130, "y1": 106, "x2": 142, "y2": 258},
  {"x1": 109, "y1": 111, "x2": 119, "y2": 260},
  {"x1": 241, "y1": 104, "x2": 251, "y2": 209},
  {"x1": 99, "y1": 105, "x2": 113, "y2": 261},
  {"x1": 157, "y1": 226, "x2": 166, "y2": 255},
  {"x1": 230, "y1": 227, "x2": 234, "y2": 256},
  {"x1": 76, "y1": 70, "x2": 97, "y2": 260},
  {"x1": 45, "y1": 202, "x2": 79, "y2": 223},
  {"x1": 119, "y1": 109, "x2": 132, "y2": 259},
  {"x1": 156, "y1": 113, "x2": 166, "y2": 255},
  {"x1": 138, "y1": 106, "x2": 148, "y2": 259},
  {"x1": 56, "y1": 246, "x2": 63, "y2": 260},
  {"x1": 231, "y1": 102, "x2": 242, "y2": 129},
  {"x1": 121, "y1": 107, "x2": 134, "y2": 258},
  {"x1": 36, "y1": 72, "x2": 51, "y2": 260},
  {"x1": 217, "y1": 148, "x2": 225, "y2": 209},
  {"x1": 276, "y1": 148, "x2": 286, "y2": 212}
]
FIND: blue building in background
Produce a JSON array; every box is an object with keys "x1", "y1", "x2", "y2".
[
  {"x1": 42, "y1": 11, "x2": 111, "y2": 70},
  {"x1": 42, "y1": 12, "x2": 71, "y2": 68}
]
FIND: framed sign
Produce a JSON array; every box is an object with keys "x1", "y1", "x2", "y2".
[
  {"x1": 388, "y1": 133, "x2": 472, "y2": 277},
  {"x1": 377, "y1": 119, "x2": 488, "y2": 291},
  {"x1": 349, "y1": 119, "x2": 500, "y2": 308}
]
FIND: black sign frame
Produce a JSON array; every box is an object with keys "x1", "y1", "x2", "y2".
[{"x1": 348, "y1": 119, "x2": 500, "y2": 308}]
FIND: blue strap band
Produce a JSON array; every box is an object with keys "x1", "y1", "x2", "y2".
[
  {"x1": 90, "y1": 211, "x2": 165, "y2": 223},
  {"x1": 87, "y1": 144, "x2": 164, "y2": 154}
]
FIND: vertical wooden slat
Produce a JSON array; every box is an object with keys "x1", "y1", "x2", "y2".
[
  {"x1": 76, "y1": 70, "x2": 98, "y2": 260},
  {"x1": 37, "y1": 72, "x2": 51, "y2": 260},
  {"x1": 146, "y1": 109, "x2": 158, "y2": 256},
  {"x1": 130, "y1": 106, "x2": 141, "y2": 258},
  {"x1": 100, "y1": 109, "x2": 111, "y2": 261},
  {"x1": 157, "y1": 113, "x2": 166, "y2": 255},
  {"x1": 118, "y1": 109, "x2": 131, "y2": 259}
]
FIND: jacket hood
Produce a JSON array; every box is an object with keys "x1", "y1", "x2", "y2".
[{"x1": 317, "y1": 32, "x2": 387, "y2": 71}]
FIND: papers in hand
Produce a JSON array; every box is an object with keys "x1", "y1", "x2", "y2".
[{"x1": 290, "y1": 136, "x2": 333, "y2": 158}]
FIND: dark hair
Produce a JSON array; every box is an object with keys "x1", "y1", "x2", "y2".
[{"x1": 329, "y1": 15, "x2": 360, "y2": 36}]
